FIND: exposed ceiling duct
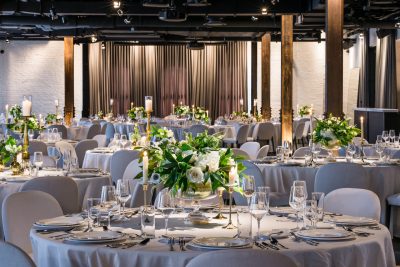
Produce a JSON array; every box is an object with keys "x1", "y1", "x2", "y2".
[
  {"x1": 142, "y1": 0, "x2": 170, "y2": 8},
  {"x1": 186, "y1": 40, "x2": 205, "y2": 50}
]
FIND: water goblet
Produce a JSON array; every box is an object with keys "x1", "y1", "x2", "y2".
[
  {"x1": 116, "y1": 179, "x2": 132, "y2": 220},
  {"x1": 242, "y1": 175, "x2": 255, "y2": 207},
  {"x1": 100, "y1": 185, "x2": 118, "y2": 228},
  {"x1": 155, "y1": 189, "x2": 175, "y2": 235},
  {"x1": 33, "y1": 151, "x2": 43, "y2": 174},
  {"x1": 249, "y1": 192, "x2": 268, "y2": 241}
]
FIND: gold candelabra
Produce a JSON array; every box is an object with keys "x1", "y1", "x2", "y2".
[
  {"x1": 213, "y1": 188, "x2": 227, "y2": 220},
  {"x1": 222, "y1": 186, "x2": 236, "y2": 229},
  {"x1": 146, "y1": 111, "x2": 151, "y2": 142},
  {"x1": 22, "y1": 116, "x2": 30, "y2": 170}
]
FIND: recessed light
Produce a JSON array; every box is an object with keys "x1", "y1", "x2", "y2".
[{"x1": 113, "y1": 1, "x2": 121, "y2": 9}]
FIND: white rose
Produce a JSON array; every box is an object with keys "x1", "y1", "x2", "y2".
[
  {"x1": 195, "y1": 154, "x2": 208, "y2": 171},
  {"x1": 206, "y1": 151, "x2": 220, "y2": 172},
  {"x1": 187, "y1": 167, "x2": 204, "y2": 183}
]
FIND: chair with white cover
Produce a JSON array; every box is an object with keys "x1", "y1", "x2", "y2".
[
  {"x1": 391, "y1": 150, "x2": 400, "y2": 159},
  {"x1": 75, "y1": 139, "x2": 98, "y2": 168},
  {"x1": 232, "y1": 148, "x2": 250, "y2": 160},
  {"x1": 47, "y1": 125, "x2": 68, "y2": 140},
  {"x1": 292, "y1": 122, "x2": 306, "y2": 149},
  {"x1": 93, "y1": 134, "x2": 107, "y2": 147},
  {"x1": 256, "y1": 145, "x2": 270, "y2": 159},
  {"x1": 302, "y1": 121, "x2": 310, "y2": 142},
  {"x1": 19, "y1": 176, "x2": 79, "y2": 214},
  {"x1": 2, "y1": 191, "x2": 63, "y2": 254},
  {"x1": 233, "y1": 161, "x2": 264, "y2": 205},
  {"x1": 362, "y1": 146, "x2": 379, "y2": 158},
  {"x1": 247, "y1": 124, "x2": 260, "y2": 142},
  {"x1": 86, "y1": 124, "x2": 101, "y2": 139},
  {"x1": 387, "y1": 193, "x2": 400, "y2": 236},
  {"x1": 188, "y1": 124, "x2": 208, "y2": 138},
  {"x1": 30, "y1": 156, "x2": 56, "y2": 168},
  {"x1": 292, "y1": 147, "x2": 311, "y2": 158},
  {"x1": 314, "y1": 162, "x2": 369, "y2": 195},
  {"x1": 223, "y1": 124, "x2": 250, "y2": 148},
  {"x1": 105, "y1": 123, "x2": 116, "y2": 145},
  {"x1": 186, "y1": 250, "x2": 297, "y2": 267},
  {"x1": 324, "y1": 188, "x2": 380, "y2": 221},
  {"x1": 55, "y1": 141, "x2": 77, "y2": 159},
  {"x1": 255, "y1": 122, "x2": 276, "y2": 152},
  {"x1": 0, "y1": 241, "x2": 36, "y2": 267},
  {"x1": 240, "y1": 142, "x2": 260, "y2": 160},
  {"x1": 110, "y1": 150, "x2": 140, "y2": 185},
  {"x1": 28, "y1": 140, "x2": 48, "y2": 156},
  {"x1": 100, "y1": 123, "x2": 108, "y2": 134}
]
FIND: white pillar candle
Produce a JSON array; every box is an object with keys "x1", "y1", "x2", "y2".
[
  {"x1": 143, "y1": 151, "x2": 149, "y2": 183},
  {"x1": 39, "y1": 114, "x2": 42, "y2": 127},
  {"x1": 360, "y1": 116, "x2": 364, "y2": 141},
  {"x1": 180, "y1": 101, "x2": 183, "y2": 106},
  {"x1": 229, "y1": 166, "x2": 237, "y2": 185},
  {"x1": 206, "y1": 110, "x2": 209, "y2": 117},
  {"x1": 172, "y1": 104, "x2": 175, "y2": 115},
  {"x1": 253, "y1": 99, "x2": 257, "y2": 107},
  {"x1": 131, "y1": 102, "x2": 134, "y2": 109},
  {"x1": 309, "y1": 108, "x2": 313, "y2": 136},
  {"x1": 55, "y1": 99, "x2": 59, "y2": 107},
  {"x1": 22, "y1": 98, "x2": 32, "y2": 116},
  {"x1": 192, "y1": 105, "x2": 195, "y2": 115},
  {"x1": 145, "y1": 97, "x2": 153, "y2": 112},
  {"x1": 239, "y1": 98, "x2": 244, "y2": 106},
  {"x1": 110, "y1": 99, "x2": 114, "y2": 106}
]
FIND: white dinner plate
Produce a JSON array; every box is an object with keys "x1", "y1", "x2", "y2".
[
  {"x1": 191, "y1": 237, "x2": 251, "y2": 249},
  {"x1": 66, "y1": 231, "x2": 124, "y2": 244},
  {"x1": 296, "y1": 229, "x2": 354, "y2": 241},
  {"x1": 327, "y1": 216, "x2": 378, "y2": 226},
  {"x1": 35, "y1": 216, "x2": 83, "y2": 227},
  {"x1": 269, "y1": 207, "x2": 296, "y2": 216}
]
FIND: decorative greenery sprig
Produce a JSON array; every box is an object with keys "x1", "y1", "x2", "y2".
[{"x1": 299, "y1": 105, "x2": 312, "y2": 117}]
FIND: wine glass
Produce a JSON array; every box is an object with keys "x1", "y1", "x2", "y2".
[
  {"x1": 87, "y1": 198, "x2": 101, "y2": 231},
  {"x1": 249, "y1": 192, "x2": 268, "y2": 241},
  {"x1": 120, "y1": 134, "x2": 127, "y2": 149},
  {"x1": 310, "y1": 141, "x2": 321, "y2": 161},
  {"x1": 33, "y1": 151, "x2": 43, "y2": 173},
  {"x1": 116, "y1": 179, "x2": 132, "y2": 220},
  {"x1": 242, "y1": 175, "x2": 255, "y2": 207},
  {"x1": 28, "y1": 129, "x2": 34, "y2": 141},
  {"x1": 346, "y1": 143, "x2": 356, "y2": 162},
  {"x1": 389, "y1": 130, "x2": 396, "y2": 144},
  {"x1": 257, "y1": 186, "x2": 270, "y2": 213},
  {"x1": 51, "y1": 148, "x2": 62, "y2": 171},
  {"x1": 100, "y1": 186, "x2": 118, "y2": 228},
  {"x1": 293, "y1": 180, "x2": 308, "y2": 200},
  {"x1": 382, "y1": 131, "x2": 389, "y2": 145},
  {"x1": 276, "y1": 146, "x2": 284, "y2": 162},
  {"x1": 376, "y1": 135, "x2": 383, "y2": 143},
  {"x1": 282, "y1": 141, "x2": 292, "y2": 161},
  {"x1": 375, "y1": 141, "x2": 384, "y2": 161},
  {"x1": 113, "y1": 133, "x2": 121, "y2": 149},
  {"x1": 304, "y1": 200, "x2": 318, "y2": 229},
  {"x1": 312, "y1": 192, "x2": 325, "y2": 226},
  {"x1": 289, "y1": 184, "x2": 306, "y2": 229},
  {"x1": 155, "y1": 189, "x2": 175, "y2": 235}
]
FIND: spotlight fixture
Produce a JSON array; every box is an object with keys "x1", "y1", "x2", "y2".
[
  {"x1": 113, "y1": 1, "x2": 121, "y2": 9},
  {"x1": 124, "y1": 16, "x2": 132, "y2": 24},
  {"x1": 359, "y1": 33, "x2": 364, "y2": 39},
  {"x1": 251, "y1": 16, "x2": 259, "y2": 22},
  {"x1": 183, "y1": 0, "x2": 211, "y2": 7},
  {"x1": 260, "y1": 6, "x2": 268, "y2": 15},
  {"x1": 91, "y1": 35, "x2": 98, "y2": 43},
  {"x1": 143, "y1": 0, "x2": 170, "y2": 8},
  {"x1": 295, "y1": 14, "x2": 303, "y2": 26},
  {"x1": 203, "y1": 17, "x2": 227, "y2": 27},
  {"x1": 5, "y1": 38, "x2": 10, "y2": 44},
  {"x1": 396, "y1": 22, "x2": 400, "y2": 29},
  {"x1": 271, "y1": 0, "x2": 279, "y2": 5},
  {"x1": 117, "y1": 9, "x2": 124, "y2": 16},
  {"x1": 159, "y1": 8, "x2": 187, "y2": 22},
  {"x1": 101, "y1": 42, "x2": 106, "y2": 50},
  {"x1": 49, "y1": 7, "x2": 58, "y2": 21}
]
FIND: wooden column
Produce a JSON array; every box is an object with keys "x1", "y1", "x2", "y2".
[
  {"x1": 64, "y1": 37, "x2": 75, "y2": 125},
  {"x1": 251, "y1": 41, "x2": 258, "y2": 114},
  {"x1": 281, "y1": 15, "x2": 293, "y2": 144},
  {"x1": 325, "y1": 0, "x2": 344, "y2": 117},
  {"x1": 261, "y1": 33, "x2": 271, "y2": 120}
]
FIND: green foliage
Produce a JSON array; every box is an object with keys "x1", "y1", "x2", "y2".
[
  {"x1": 127, "y1": 107, "x2": 146, "y2": 120},
  {"x1": 174, "y1": 105, "x2": 190, "y2": 116},
  {"x1": 45, "y1": 113, "x2": 57, "y2": 124},
  {"x1": 299, "y1": 105, "x2": 312, "y2": 117},
  {"x1": 193, "y1": 107, "x2": 210, "y2": 123},
  {"x1": 0, "y1": 136, "x2": 20, "y2": 165}
]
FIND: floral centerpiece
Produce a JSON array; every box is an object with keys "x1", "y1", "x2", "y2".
[
  {"x1": 312, "y1": 115, "x2": 360, "y2": 160},
  {"x1": 299, "y1": 105, "x2": 312, "y2": 117},
  {"x1": 0, "y1": 136, "x2": 22, "y2": 174},
  {"x1": 45, "y1": 113, "x2": 57, "y2": 125},
  {"x1": 9, "y1": 105, "x2": 22, "y2": 121},
  {"x1": 97, "y1": 110, "x2": 104, "y2": 119},
  {"x1": 7, "y1": 105, "x2": 40, "y2": 132},
  {"x1": 194, "y1": 107, "x2": 210, "y2": 124},
  {"x1": 135, "y1": 131, "x2": 245, "y2": 197},
  {"x1": 174, "y1": 105, "x2": 190, "y2": 117},
  {"x1": 129, "y1": 124, "x2": 142, "y2": 146},
  {"x1": 127, "y1": 106, "x2": 146, "y2": 121}
]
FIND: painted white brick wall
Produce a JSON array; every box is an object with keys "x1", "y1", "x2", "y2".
[{"x1": 0, "y1": 41, "x2": 82, "y2": 117}]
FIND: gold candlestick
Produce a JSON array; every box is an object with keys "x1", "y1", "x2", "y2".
[
  {"x1": 222, "y1": 186, "x2": 236, "y2": 229},
  {"x1": 146, "y1": 111, "x2": 151, "y2": 142},
  {"x1": 143, "y1": 183, "x2": 149, "y2": 207},
  {"x1": 213, "y1": 188, "x2": 227, "y2": 220},
  {"x1": 22, "y1": 116, "x2": 30, "y2": 170}
]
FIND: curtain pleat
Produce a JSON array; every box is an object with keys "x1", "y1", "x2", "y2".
[{"x1": 88, "y1": 42, "x2": 247, "y2": 118}]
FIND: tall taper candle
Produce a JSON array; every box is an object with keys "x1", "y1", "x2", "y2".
[
  {"x1": 172, "y1": 104, "x2": 175, "y2": 115},
  {"x1": 143, "y1": 151, "x2": 149, "y2": 183},
  {"x1": 360, "y1": 116, "x2": 364, "y2": 141},
  {"x1": 5, "y1": 104, "x2": 9, "y2": 122},
  {"x1": 145, "y1": 96, "x2": 153, "y2": 112}
]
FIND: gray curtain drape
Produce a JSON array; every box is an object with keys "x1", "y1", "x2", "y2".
[
  {"x1": 375, "y1": 32, "x2": 398, "y2": 108},
  {"x1": 358, "y1": 32, "x2": 371, "y2": 107},
  {"x1": 88, "y1": 42, "x2": 248, "y2": 119}
]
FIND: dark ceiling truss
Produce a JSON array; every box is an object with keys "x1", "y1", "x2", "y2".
[{"x1": 0, "y1": 0, "x2": 399, "y2": 43}]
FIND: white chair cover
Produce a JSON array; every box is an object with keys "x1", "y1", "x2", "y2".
[
  {"x1": 188, "y1": 124, "x2": 209, "y2": 137},
  {"x1": 391, "y1": 150, "x2": 400, "y2": 159},
  {"x1": 2, "y1": 191, "x2": 63, "y2": 253},
  {"x1": 55, "y1": 141, "x2": 78, "y2": 161},
  {"x1": 93, "y1": 134, "x2": 107, "y2": 147},
  {"x1": 256, "y1": 145, "x2": 269, "y2": 159},
  {"x1": 0, "y1": 241, "x2": 36, "y2": 267},
  {"x1": 232, "y1": 148, "x2": 250, "y2": 160},
  {"x1": 30, "y1": 156, "x2": 56, "y2": 168},
  {"x1": 240, "y1": 142, "x2": 260, "y2": 160},
  {"x1": 28, "y1": 140, "x2": 48, "y2": 156},
  {"x1": 302, "y1": 121, "x2": 310, "y2": 138},
  {"x1": 363, "y1": 146, "x2": 379, "y2": 158},
  {"x1": 186, "y1": 250, "x2": 297, "y2": 267},
  {"x1": 224, "y1": 124, "x2": 250, "y2": 147},
  {"x1": 100, "y1": 123, "x2": 107, "y2": 135},
  {"x1": 110, "y1": 150, "x2": 140, "y2": 185},
  {"x1": 86, "y1": 124, "x2": 101, "y2": 139},
  {"x1": 314, "y1": 162, "x2": 369, "y2": 195},
  {"x1": 47, "y1": 125, "x2": 67, "y2": 140},
  {"x1": 324, "y1": 188, "x2": 381, "y2": 220},
  {"x1": 75, "y1": 139, "x2": 98, "y2": 168},
  {"x1": 233, "y1": 160, "x2": 264, "y2": 205},
  {"x1": 19, "y1": 176, "x2": 79, "y2": 214},
  {"x1": 292, "y1": 147, "x2": 311, "y2": 157},
  {"x1": 256, "y1": 122, "x2": 275, "y2": 151}
]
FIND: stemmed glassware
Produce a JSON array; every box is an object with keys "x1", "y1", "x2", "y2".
[
  {"x1": 375, "y1": 141, "x2": 384, "y2": 161},
  {"x1": 120, "y1": 134, "x2": 127, "y2": 149},
  {"x1": 249, "y1": 192, "x2": 268, "y2": 241},
  {"x1": 310, "y1": 141, "x2": 321, "y2": 162},
  {"x1": 382, "y1": 131, "x2": 389, "y2": 145},
  {"x1": 51, "y1": 148, "x2": 62, "y2": 171},
  {"x1": 33, "y1": 151, "x2": 43, "y2": 174},
  {"x1": 116, "y1": 179, "x2": 132, "y2": 220},
  {"x1": 100, "y1": 186, "x2": 118, "y2": 228},
  {"x1": 241, "y1": 175, "x2": 255, "y2": 207},
  {"x1": 389, "y1": 130, "x2": 396, "y2": 144},
  {"x1": 113, "y1": 133, "x2": 121, "y2": 149},
  {"x1": 28, "y1": 129, "x2": 34, "y2": 141},
  {"x1": 289, "y1": 181, "x2": 307, "y2": 230},
  {"x1": 155, "y1": 189, "x2": 175, "y2": 235},
  {"x1": 282, "y1": 141, "x2": 292, "y2": 161},
  {"x1": 87, "y1": 198, "x2": 101, "y2": 231},
  {"x1": 346, "y1": 143, "x2": 356, "y2": 162}
]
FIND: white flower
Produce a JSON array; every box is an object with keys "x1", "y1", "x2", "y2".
[
  {"x1": 5, "y1": 144, "x2": 22, "y2": 154},
  {"x1": 187, "y1": 167, "x2": 204, "y2": 183},
  {"x1": 321, "y1": 129, "x2": 335, "y2": 140},
  {"x1": 206, "y1": 151, "x2": 220, "y2": 172}
]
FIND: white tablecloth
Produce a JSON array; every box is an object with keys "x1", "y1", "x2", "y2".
[
  {"x1": 82, "y1": 151, "x2": 113, "y2": 173},
  {"x1": 257, "y1": 161, "x2": 400, "y2": 229},
  {"x1": 30, "y1": 212, "x2": 395, "y2": 267}
]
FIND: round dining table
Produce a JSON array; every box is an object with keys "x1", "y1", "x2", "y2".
[
  {"x1": 82, "y1": 149, "x2": 115, "y2": 173},
  {"x1": 30, "y1": 211, "x2": 396, "y2": 267}
]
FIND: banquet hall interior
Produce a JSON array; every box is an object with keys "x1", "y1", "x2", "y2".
[{"x1": 0, "y1": 0, "x2": 400, "y2": 266}]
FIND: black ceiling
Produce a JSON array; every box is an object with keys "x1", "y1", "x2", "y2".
[{"x1": 0, "y1": 0, "x2": 399, "y2": 43}]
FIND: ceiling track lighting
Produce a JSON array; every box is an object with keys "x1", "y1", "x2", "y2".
[
  {"x1": 113, "y1": 1, "x2": 121, "y2": 9},
  {"x1": 49, "y1": 7, "x2": 58, "y2": 21},
  {"x1": 91, "y1": 35, "x2": 98, "y2": 43},
  {"x1": 187, "y1": 40, "x2": 205, "y2": 50},
  {"x1": 251, "y1": 16, "x2": 259, "y2": 22},
  {"x1": 117, "y1": 9, "x2": 124, "y2": 16},
  {"x1": 101, "y1": 42, "x2": 106, "y2": 50},
  {"x1": 5, "y1": 38, "x2": 10, "y2": 44},
  {"x1": 142, "y1": 0, "x2": 170, "y2": 8}
]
